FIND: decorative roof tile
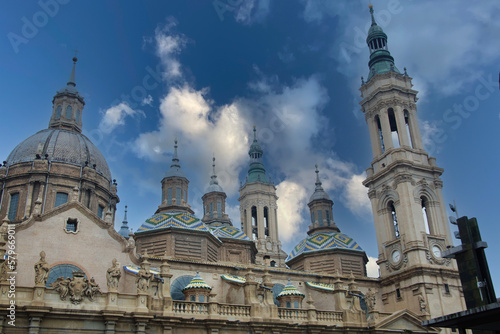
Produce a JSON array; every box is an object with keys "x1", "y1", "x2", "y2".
[
  {"x1": 208, "y1": 223, "x2": 251, "y2": 241},
  {"x1": 286, "y1": 232, "x2": 363, "y2": 262},
  {"x1": 278, "y1": 280, "x2": 305, "y2": 297},
  {"x1": 182, "y1": 272, "x2": 212, "y2": 291},
  {"x1": 137, "y1": 211, "x2": 211, "y2": 234}
]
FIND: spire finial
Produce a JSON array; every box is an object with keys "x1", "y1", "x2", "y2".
[
  {"x1": 253, "y1": 125, "x2": 257, "y2": 141},
  {"x1": 170, "y1": 138, "x2": 181, "y2": 168},
  {"x1": 67, "y1": 56, "x2": 77, "y2": 87},
  {"x1": 124, "y1": 205, "x2": 128, "y2": 221},
  {"x1": 210, "y1": 155, "x2": 219, "y2": 186},
  {"x1": 369, "y1": 3, "x2": 377, "y2": 26},
  {"x1": 313, "y1": 164, "x2": 325, "y2": 192}
]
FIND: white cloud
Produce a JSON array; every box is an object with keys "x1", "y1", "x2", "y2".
[
  {"x1": 142, "y1": 95, "x2": 153, "y2": 106},
  {"x1": 366, "y1": 256, "x2": 380, "y2": 278},
  {"x1": 153, "y1": 18, "x2": 188, "y2": 81},
  {"x1": 276, "y1": 181, "x2": 308, "y2": 243},
  {"x1": 134, "y1": 85, "x2": 249, "y2": 196},
  {"x1": 344, "y1": 173, "x2": 371, "y2": 216},
  {"x1": 420, "y1": 120, "x2": 444, "y2": 155},
  {"x1": 99, "y1": 102, "x2": 145, "y2": 134}
]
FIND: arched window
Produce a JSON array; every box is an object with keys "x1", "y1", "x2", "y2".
[
  {"x1": 375, "y1": 115, "x2": 385, "y2": 153},
  {"x1": 170, "y1": 275, "x2": 194, "y2": 301},
  {"x1": 65, "y1": 105, "x2": 72, "y2": 119},
  {"x1": 209, "y1": 203, "x2": 213, "y2": 218},
  {"x1": 251, "y1": 206, "x2": 258, "y2": 240},
  {"x1": 76, "y1": 109, "x2": 80, "y2": 123},
  {"x1": 388, "y1": 201, "x2": 400, "y2": 238},
  {"x1": 272, "y1": 284, "x2": 285, "y2": 306},
  {"x1": 176, "y1": 187, "x2": 181, "y2": 204},
  {"x1": 8, "y1": 193, "x2": 19, "y2": 221},
  {"x1": 46, "y1": 263, "x2": 86, "y2": 288},
  {"x1": 217, "y1": 201, "x2": 222, "y2": 218},
  {"x1": 421, "y1": 196, "x2": 431, "y2": 234},
  {"x1": 317, "y1": 210, "x2": 323, "y2": 226},
  {"x1": 404, "y1": 110, "x2": 414, "y2": 148},
  {"x1": 98, "y1": 204, "x2": 105, "y2": 219},
  {"x1": 388, "y1": 108, "x2": 400, "y2": 148},
  {"x1": 55, "y1": 106, "x2": 62, "y2": 119},
  {"x1": 264, "y1": 207, "x2": 269, "y2": 237},
  {"x1": 167, "y1": 188, "x2": 172, "y2": 205},
  {"x1": 325, "y1": 210, "x2": 330, "y2": 225}
]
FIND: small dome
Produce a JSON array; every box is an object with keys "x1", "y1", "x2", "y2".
[
  {"x1": 309, "y1": 188, "x2": 331, "y2": 202},
  {"x1": 6, "y1": 128, "x2": 111, "y2": 181},
  {"x1": 208, "y1": 222, "x2": 251, "y2": 241},
  {"x1": 137, "y1": 211, "x2": 211, "y2": 234},
  {"x1": 286, "y1": 231, "x2": 364, "y2": 262},
  {"x1": 164, "y1": 165, "x2": 187, "y2": 178},
  {"x1": 182, "y1": 273, "x2": 212, "y2": 291},
  {"x1": 206, "y1": 183, "x2": 224, "y2": 193},
  {"x1": 278, "y1": 281, "x2": 305, "y2": 297}
]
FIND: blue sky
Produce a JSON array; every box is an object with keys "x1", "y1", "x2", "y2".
[{"x1": 1, "y1": 1, "x2": 499, "y2": 289}]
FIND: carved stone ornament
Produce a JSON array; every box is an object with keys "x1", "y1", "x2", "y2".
[
  {"x1": 34, "y1": 251, "x2": 50, "y2": 286},
  {"x1": 365, "y1": 288, "x2": 377, "y2": 312},
  {"x1": 393, "y1": 174, "x2": 414, "y2": 189},
  {"x1": 385, "y1": 243, "x2": 408, "y2": 272},
  {"x1": 51, "y1": 271, "x2": 101, "y2": 304},
  {"x1": 106, "y1": 258, "x2": 121, "y2": 291},
  {"x1": 426, "y1": 239, "x2": 451, "y2": 266}
]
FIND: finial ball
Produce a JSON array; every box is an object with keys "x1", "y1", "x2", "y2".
[
  {"x1": 368, "y1": 4, "x2": 373, "y2": 9},
  {"x1": 72, "y1": 56, "x2": 78, "y2": 63}
]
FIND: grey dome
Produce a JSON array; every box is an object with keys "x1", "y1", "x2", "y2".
[
  {"x1": 6, "y1": 128, "x2": 112, "y2": 181},
  {"x1": 309, "y1": 189, "x2": 331, "y2": 202}
]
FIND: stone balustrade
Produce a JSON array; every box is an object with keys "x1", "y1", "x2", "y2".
[
  {"x1": 316, "y1": 310, "x2": 344, "y2": 322},
  {"x1": 218, "y1": 304, "x2": 251, "y2": 317},
  {"x1": 173, "y1": 301, "x2": 209, "y2": 315},
  {"x1": 278, "y1": 308, "x2": 308, "y2": 321}
]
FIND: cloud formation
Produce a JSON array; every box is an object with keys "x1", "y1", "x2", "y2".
[{"x1": 99, "y1": 102, "x2": 145, "y2": 134}]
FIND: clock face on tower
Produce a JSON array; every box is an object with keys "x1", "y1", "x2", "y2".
[
  {"x1": 432, "y1": 245, "x2": 441, "y2": 258},
  {"x1": 391, "y1": 250, "x2": 401, "y2": 263}
]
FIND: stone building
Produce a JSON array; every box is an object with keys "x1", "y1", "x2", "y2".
[{"x1": 0, "y1": 6, "x2": 466, "y2": 334}]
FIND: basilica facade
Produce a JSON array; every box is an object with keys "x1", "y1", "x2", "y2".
[{"x1": 0, "y1": 6, "x2": 466, "y2": 334}]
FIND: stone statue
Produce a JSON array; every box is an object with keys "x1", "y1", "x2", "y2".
[
  {"x1": 51, "y1": 277, "x2": 70, "y2": 300},
  {"x1": 136, "y1": 261, "x2": 152, "y2": 293},
  {"x1": 418, "y1": 295, "x2": 427, "y2": 313},
  {"x1": 106, "y1": 258, "x2": 121, "y2": 290},
  {"x1": 86, "y1": 277, "x2": 101, "y2": 301},
  {"x1": 365, "y1": 288, "x2": 376, "y2": 312},
  {"x1": 34, "y1": 251, "x2": 50, "y2": 285}
]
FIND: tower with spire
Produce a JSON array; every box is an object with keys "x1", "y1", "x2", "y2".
[
  {"x1": 239, "y1": 126, "x2": 286, "y2": 267},
  {"x1": 49, "y1": 57, "x2": 86, "y2": 133},
  {"x1": 156, "y1": 139, "x2": 193, "y2": 214},
  {"x1": 360, "y1": 4, "x2": 464, "y2": 318},
  {"x1": 285, "y1": 167, "x2": 367, "y2": 275},
  {"x1": 201, "y1": 157, "x2": 231, "y2": 225},
  {"x1": 307, "y1": 165, "x2": 340, "y2": 234}
]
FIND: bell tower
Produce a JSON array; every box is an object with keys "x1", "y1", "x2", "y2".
[
  {"x1": 360, "y1": 5, "x2": 465, "y2": 319},
  {"x1": 239, "y1": 126, "x2": 286, "y2": 267}
]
